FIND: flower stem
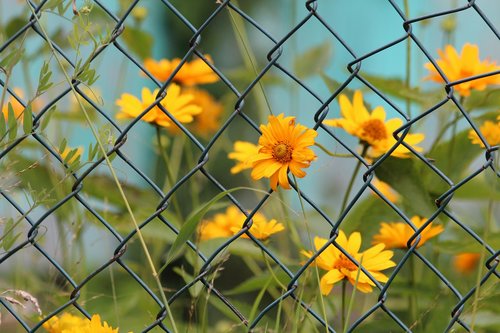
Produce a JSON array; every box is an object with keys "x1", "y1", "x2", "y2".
[
  {"x1": 155, "y1": 126, "x2": 183, "y2": 221},
  {"x1": 339, "y1": 144, "x2": 368, "y2": 217},
  {"x1": 341, "y1": 279, "x2": 347, "y2": 330},
  {"x1": 409, "y1": 255, "x2": 419, "y2": 329}
]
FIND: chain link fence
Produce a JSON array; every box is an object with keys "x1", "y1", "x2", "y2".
[{"x1": 0, "y1": 0, "x2": 499, "y2": 332}]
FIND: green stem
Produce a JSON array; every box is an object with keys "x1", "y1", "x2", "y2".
[
  {"x1": 155, "y1": 126, "x2": 183, "y2": 222},
  {"x1": 293, "y1": 175, "x2": 329, "y2": 333},
  {"x1": 447, "y1": 96, "x2": 465, "y2": 171},
  {"x1": 409, "y1": 255, "x2": 418, "y2": 329},
  {"x1": 314, "y1": 142, "x2": 356, "y2": 158},
  {"x1": 25, "y1": 3, "x2": 178, "y2": 332},
  {"x1": 470, "y1": 197, "x2": 494, "y2": 330},
  {"x1": 184, "y1": 139, "x2": 200, "y2": 209},
  {"x1": 339, "y1": 144, "x2": 368, "y2": 217},
  {"x1": 341, "y1": 279, "x2": 347, "y2": 331}
]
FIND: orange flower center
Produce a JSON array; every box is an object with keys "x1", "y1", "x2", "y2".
[
  {"x1": 333, "y1": 255, "x2": 358, "y2": 271},
  {"x1": 272, "y1": 142, "x2": 293, "y2": 163},
  {"x1": 361, "y1": 119, "x2": 387, "y2": 141}
]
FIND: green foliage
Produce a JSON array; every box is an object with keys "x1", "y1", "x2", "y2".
[
  {"x1": 122, "y1": 26, "x2": 154, "y2": 60},
  {"x1": 294, "y1": 41, "x2": 332, "y2": 79},
  {"x1": 36, "y1": 61, "x2": 53, "y2": 95},
  {"x1": 1, "y1": 218, "x2": 22, "y2": 251}
]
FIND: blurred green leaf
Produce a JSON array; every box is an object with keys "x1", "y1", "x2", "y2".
[
  {"x1": 294, "y1": 41, "x2": 332, "y2": 79},
  {"x1": 0, "y1": 112, "x2": 6, "y2": 140},
  {"x1": 23, "y1": 104, "x2": 33, "y2": 134},
  {"x1": 435, "y1": 233, "x2": 500, "y2": 253},
  {"x1": 7, "y1": 102, "x2": 18, "y2": 141},
  {"x1": 427, "y1": 129, "x2": 480, "y2": 182},
  {"x1": 225, "y1": 270, "x2": 289, "y2": 295},
  {"x1": 5, "y1": 17, "x2": 26, "y2": 39},
  {"x1": 465, "y1": 88, "x2": 500, "y2": 110},
  {"x1": 362, "y1": 73, "x2": 438, "y2": 104},
  {"x1": 453, "y1": 173, "x2": 500, "y2": 201},
  {"x1": 121, "y1": 26, "x2": 153, "y2": 60},
  {"x1": 320, "y1": 73, "x2": 357, "y2": 99},
  {"x1": 375, "y1": 157, "x2": 436, "y2": 216}
]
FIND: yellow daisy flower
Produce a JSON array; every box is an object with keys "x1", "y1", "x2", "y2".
[
  {"x1": 143, "y1": 55, "x2": 219, "y2": 86},
  {"x1": 453, "y1": 252, "x2": 481, "y2": 274},
  {"x1": 43, "y1": 313, "x2": 123, "y2": 333},
  {"x1": 372, "y1": 216, "x2": 443, "y2": 249},
  {"x1": 424, "y1": 43, "x2": 500, "y2": 97},
  {"x1": 198, "y1": 206, "x2": 284, "y2": 241},
  {"x1": 468, "y1": 117, "x2": 500, "y2": 147},
  {"x1": 371, "y1": 178, "x2": 400, "y2": 203},
  {"x1": 1, "y1": 88, "x2": 25, "y2": 123},
  {"x1": 228, "y1": 141, "x2": 260, "y2": 174},
  {"x1": 301, "y1": 231, "x2": 396, "y2": 294},
  {"x1": 169, "y1": 87, "x2": 223, "y2": 137},
  {"x1": 115, "y1": 84, "x2": 201, "y2": 128},
  {"x1": 251, "y1": 113, "x2": 317, "y2": 190},
  {"x1": 323, "y1": 90, "x2": 425, "y2": 159}
]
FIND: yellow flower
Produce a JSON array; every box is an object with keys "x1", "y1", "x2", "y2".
[
  {"x1": 59, "y1": 146, "x2": 84, "y2": 164},
  {"x1": 372, "y1": 216, "x2": 443, "y2": 249},
  {"x1": 43, "y1": 313, "x2": 123, "y2": 333},
  {"x1": 1, "y1": 88, "x2": 25, "y2": 123},
  {"x1": 115, "y1": 84, "x2": 201, "y2": 128},
  {"x1": 371, "y1": 178, "x2": 400, "y2": 203},
  {"x1": 424, "y1": 43, "x2": 500, "y2": 97},
  {"x1": 143, "y1": 55, "x2": 219, "y2": 86},
  {"x1": 251, "y1": 113, "x2": 317, "y2": 190},
  {"x1": 453, "y1": 252, "x2": 481, "y2": 274},
  {"x1": 168, "y1": 87, "x2": 223, "y2": 137},
  {"x1": 323, "y1": 90, "x2": 424, "y2": 159},
  {"x1": 198, "y1": 206, "x2": 284, "y2": 241},
  {"x1": 228, "y1": 141, "x2": 260, "y2": 174},
  {"x1": 301, "y1": 231, "x2": 396, "y2": 294},
  {"x1": 468, "y1": 117, "x2": 500, "y2": 147}
]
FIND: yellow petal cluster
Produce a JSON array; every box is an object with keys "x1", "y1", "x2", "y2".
[
  {"x1": 301, "y1": 231, "x2": 396, "y2": 294},
  {"x1": 115, "y1": 84, "x2": 201, "y2": 128},
  {"x1": 1, "y1": 88, "x2": 25, "y2": 123},
  {"x1": 323, "y1": 90, "x2": 424, "y2": 159},
  {"x1": 228, "y1": 141, "x2": 260, "y2": 174},
  {"x1": 424, "y1": 43, "x2": 500, "y2": 97},
  {"x1": 371, "y1": 178, "x2": 400, "y2": 203},
  {"x1": 179, "y1": 87, "x2": 223, "y2": 137},
  {"x1": 198, "y1": 206, "x2": 284, "y2": 241},
  {"x1": 251, "y1": 113, "x2": 317, "y2": 190},
  {"x1": 43, "y1": 313, "x2": 125, "y2": 333},
  {"x1": 468, "y1": 117, "x2": 500, "y2": 148},
  {"x1": 372, "y1": 216, "x2": 443, "y2": 249},
  {"x1": 143, "y1": 55, "x2": 219, "y2": 86}
]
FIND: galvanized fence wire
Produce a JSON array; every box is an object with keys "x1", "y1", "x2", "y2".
[{"x1": 0, "y1": 0, "x2": 499, "y2": 332}]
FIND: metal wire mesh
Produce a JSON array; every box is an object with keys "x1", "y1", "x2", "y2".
[{"x1": 0, "y1": 0, "x2": 499, "y2": 332}]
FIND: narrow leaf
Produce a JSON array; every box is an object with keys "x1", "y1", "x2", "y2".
[
  {"x1": 23, "y1": 104, "x2": 32, "y2": 134},
  {"x1": 7, "y1": 102, "x2": 17, "y2": 141},
  {"x1": 294, "y1": 42, "x2": 332, "y2": 79}
]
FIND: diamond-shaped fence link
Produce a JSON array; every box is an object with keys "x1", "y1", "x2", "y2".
[{"x1": 0, "y1": 0, "x2": 499, "y2": 332}]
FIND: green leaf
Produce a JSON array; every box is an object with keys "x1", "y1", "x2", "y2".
[
  {"x1": 361, "y1": 73, "x2": 438, "y2": 104},
  {"x1": 40, "y1": 105, "x2": 56, "y2": 132},
  {"x1": 465, "y1": 88, "x2": 500, "y2": 110},
  {"x1": 427, "y1": 129, "x2": 480, "y2": 182},
  {"x1": 5, "y1": 17, "x2": 26, "y2": 39},
  {"x1": 161, "y1": 188, "x2": 244, "y2": 271},
  {"x1": 321, "y1": 73, "x2": 355, "y2": 95},
  {"x1": 453, "y1": 173, "x2": 500, "y2": 201},
  {"x1": 23, "y1": 105, "x2": 33, "y2": 134},
  {"x1": 7, "y1": 102, "x2": 18, "y2": 141},
  {"x1": 160, "y1": 187, "x2": 267, "y2": 272},
  {"x1": 121, "y1": 27, "x2": 153, "y2": 60},
  {"x1": 58, "y1": 138, "x2": 67, "y2": 154},
  {"x1": 375, "y1": 157, "x2": 436, "y2": 216},
  {"x1": 225, "y1": 270, "x2": 289, "y2": 295},
  {"x1": 435, "y1": 233, "x2": 500, "y2": 253},
  {"x1": 294, "y1": 41, "x2": 332, "y2": 79},
  {"x1": 0, "y1": 111, "x2": 6, "y2": 140}
]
